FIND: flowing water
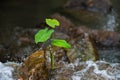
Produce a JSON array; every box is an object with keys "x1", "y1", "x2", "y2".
[
  {"x1": 0, "y1": 60, "x2": 120, "y2": 80},
  {"x1": 99, "y1": 10, "x2": 120, "y2": 63},
  {"x1": 103, "y1": 10, "x2": 118, "y2": 31},
  {"x1": 71, "y1": 60, "x2": 120, "y2": 80},
  {"x1": 0, "y1": 62, "x2": 20, "y2": 80},
  {"x1": 0, "y1": 62, "x2": 14, "y2": 80}
]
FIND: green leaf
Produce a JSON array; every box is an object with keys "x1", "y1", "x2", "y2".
[
  {"x1": 35, "y1": 28, "x2": 54, "y2": 44},
  {"x1": 46, "y1": 18, "x2": 60, "y2": 28},
  {"x1": 51, "y1": 39, "x2": 71, "y2": 49}
]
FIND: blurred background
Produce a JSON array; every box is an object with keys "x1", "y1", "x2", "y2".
[{"x1": 0, "y1": 0, "x2": 67, "y2": 29}]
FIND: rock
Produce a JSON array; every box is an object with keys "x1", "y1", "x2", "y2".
[
  {"x1": 55, "y1": 0, "x2": 113, "y2": 28},
  {"x1": 65, "y1": 0, "x2": 112, "y2": 14},
  {"x1": 69, "y1": 26, "x2": 120, "y2": 63},
  {"x1": 51, "y1": 13, "x2": 75, "y2": 33},
  {"x1": 61, "y1": 7, "x2": 104, "y2": 28},
  {"x1": 71, "y1": 26, "x2": 120, "y2": 48},
  {"x1": 91, "y1": 30, "x2": 120, "y2": 47},
  {"x1": 0, "y1": 27, "x2": 37, "y2": 62},
  {"x1": 45, "y1": 47, "x2": 69, "y2": 69},
  {"x1": 20, "y1": 50, "x2": 48, "y2": 80},
  {"x1": 69, "y1": 25, "x2": 91, "y2": 38},
  {"x1": 97, "y1": 48, "x2": 120, "y2": 63},
  {"x1": 67, "y1": 33, "x2": 99, "y2": 62}
]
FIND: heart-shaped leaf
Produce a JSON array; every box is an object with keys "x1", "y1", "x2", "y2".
[
  {"x1": 46, "y1": 18, "x2": 60, "y2": 28},
  {"x1": 51, "y1": 39, "x2": 71, "y2": 49},
  {"x1": 35, "y1": 28, "x2": 54, "y2": 44}
]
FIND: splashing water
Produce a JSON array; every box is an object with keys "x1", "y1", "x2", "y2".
[
  {"x1": 103, "y1": 10, "x2": 118, "y2": 31},
  {"x1": 51, "y1": 59, "x2": 120, "y2": 80},
  {"x1": 0, "y1": 60, "x2": 120, "y2": 80},
  {"x1": 0, "y1": 62, "x2": 20, "y2": 80},
  {"x1": 0, "y1": 62, "x2": 14, "y2": 80},
  {"x1": 71, "y1": 60, "x2": 120, "y2": 80}
]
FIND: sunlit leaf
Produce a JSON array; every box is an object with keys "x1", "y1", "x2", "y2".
[
  {"x1": 35, "y1": 28, "x2": 54, "y2": 44},
  {"x1": 51, "y1": 39, "x2": 71, "y2": 49},
  {"x1": 46, "y1": 18, "x2": 60, "y2": 28}
]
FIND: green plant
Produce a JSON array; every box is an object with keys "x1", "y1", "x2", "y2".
[{"x1": 35, "y1": 18, "x2": 71, "y2": 69}]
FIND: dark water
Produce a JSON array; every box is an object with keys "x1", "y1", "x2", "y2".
[{"x1": 0, "y1": 0, "x2": 67, "y2": 29}]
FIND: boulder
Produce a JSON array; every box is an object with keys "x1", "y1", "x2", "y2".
[
  {"x1": 71, "y1": 26, "x2": 120, "y2": 48},
  {"x1": 91, "y1": 30, "x2": 120, "y2": 48},
  {"x1": 20, "y1": 50, "x2": 48, "y2": 80},
  {"x1": 67, "y1": 33, "x2": 99, "y2": 62}
]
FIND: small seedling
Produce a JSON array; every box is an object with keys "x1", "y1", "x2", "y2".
[{"x1": 35, "y1": 18, "x2": 71, "y2": 70}]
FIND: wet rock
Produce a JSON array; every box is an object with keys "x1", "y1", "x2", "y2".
[
  {"x1": 56, "y1": 0, "x2": 114, "y2": 28},
  {"x1": 69, "y1": 25, "x2": 91, "y2": 38},
  {"x1": 51, "y1": 13, "x2": 75, "y2": 33},
  {"x1": 96, "y1": 61, "x2": 110, "y2": 70},
  {"x1": 70, "y1": 26, "x2": 120, "y2": 63},
  {"x1": 20, "y1": 50, "x2": 48, "y2": 80},
  {"x1": 61, "y1": 7, "x2": 104, "y2": 28},
  {"x1": 50, "y1": 66, "x2": 74, "y2": 80},
  {"x1": 67, "y1": 33, "x2": 99, "y2": 62},
  {"x1": 45, "y1": 47, "x2": 69, "y2": 69},
  {"x1": 0, "y1": 27, "x2": 38, "y2": 62},
  {"x1": 65, "y1": 0, "x2": 112, "y2": 14},
  {"x1": 20, "y1": 48, "x2": 69, "y2": 80},
  {"x1": 54, "y1": 31, "x2": 70, "y2": 40},
  {"x1": 98, "y1": 48, "x2": 120, "y2": 63},
  {"x1": 91, "y1": 30, "x2": 120, "y2": 48},
  {"x1": 71, "y1": 26, "x2": 120, "y2": 48}
]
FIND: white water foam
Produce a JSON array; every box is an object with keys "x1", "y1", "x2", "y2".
[
  {"x1": 0, "y1": 62, "x2": 21, "y2": 80},
  {"x1": 71, "y1": 60, "x2": 120, "y2": 80},
  {"x1": 0, "y1": 62, "x2": 14, "y2": 80},
  {"x1": 0, "y1": 60, "x2": 120, "y2": 80}
]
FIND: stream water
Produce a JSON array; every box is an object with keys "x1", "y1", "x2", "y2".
[
  {"x1": 0, "y1": 0, "x2": 120, "y2": 80},
  {"x1": 0, "y1": 62, "x2": 20, "y2": 80},
  {"x1": 0, "y1": 60, "x2": 120, "y2": 80}
]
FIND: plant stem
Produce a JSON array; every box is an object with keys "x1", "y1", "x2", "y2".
[{"x1": 49, "y1": 46, "x2": 54, "y2": 70}]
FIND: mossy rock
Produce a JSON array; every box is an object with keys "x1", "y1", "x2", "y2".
[{"x1": 67, "y1": 33, "x2": 99, "y2": 62}]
